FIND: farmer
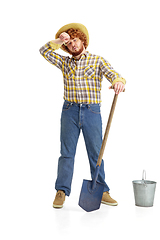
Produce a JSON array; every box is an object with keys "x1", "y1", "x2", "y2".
[{"x1": 39, "y1": 23, "x2": 126, "y2": 208}]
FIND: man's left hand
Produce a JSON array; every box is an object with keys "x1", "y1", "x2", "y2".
[{"x1": 109, "y1": 82, "x2": 125, "y2": 94}]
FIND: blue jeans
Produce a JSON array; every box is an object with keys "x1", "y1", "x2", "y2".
[{"x1": 55, "y1": 100, "x2": 110, "y2": 196}]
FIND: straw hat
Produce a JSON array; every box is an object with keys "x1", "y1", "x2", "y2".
[{"x1": 55, "y1": 23, "x2": 89, "y2": 53}]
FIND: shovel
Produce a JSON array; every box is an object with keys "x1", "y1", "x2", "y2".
[{"x1": 78, "y1": 88, "x2": 124, "y2": 212}]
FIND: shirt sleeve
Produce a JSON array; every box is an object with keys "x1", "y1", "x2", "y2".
[
  {"x1": 39, "y1": 41, "x2": 65, "y2": 71},
  {"x1": 99, "y1": 57, "x2": 126, "y2": 85}
]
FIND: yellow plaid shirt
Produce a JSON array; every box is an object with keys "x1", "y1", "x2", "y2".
[{"x1": 39, "y1": 42, "x2": 126, "y2": 104}]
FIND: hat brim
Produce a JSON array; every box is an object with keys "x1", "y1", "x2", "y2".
[{"x1": 55, "y1": 23, "x2": 89, "y2": 53}]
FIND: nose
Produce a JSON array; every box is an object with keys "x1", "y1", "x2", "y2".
[{"x1": 71, "y1": 41, "x2": 75, "y2": 47}]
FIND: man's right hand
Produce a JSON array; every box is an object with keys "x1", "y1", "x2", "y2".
[{"x1": 59, "y1": 32, "x2": 70, "y2": 44}]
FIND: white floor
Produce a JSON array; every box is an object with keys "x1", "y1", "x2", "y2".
[
  {"x1": 1, "y1": 131, "x2": 159, "y2": 240},
  {"x1": 1, "y1": 173, "x2": 159, "y2": 240},
  {"x1": 52, "y1": 190, "x2": 159, "y2": 240}
]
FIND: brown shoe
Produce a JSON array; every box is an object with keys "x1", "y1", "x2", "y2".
[
  {"x1": 53, "y1": 190, "x2": 65, "y2": 208},
  {"x1": 101, "y1": 191, "x2": 118, "y2": 206}
]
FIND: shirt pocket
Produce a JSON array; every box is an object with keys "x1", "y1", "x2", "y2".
[{"x1": 84, "y1": 65, "x2": 95, "y2": 78}]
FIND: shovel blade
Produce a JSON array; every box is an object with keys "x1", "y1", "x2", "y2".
[{"x1": 78, "y1": 179, "x2": 104, "y2": 212}]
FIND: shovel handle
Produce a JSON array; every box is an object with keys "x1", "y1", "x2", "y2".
[{"x1": 96, "y1": 87, "x2": 125, "y2": 167}]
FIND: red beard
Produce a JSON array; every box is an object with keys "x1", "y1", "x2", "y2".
[{"x1": 68, "y1": 45, "x2": 84, "y2": 57}]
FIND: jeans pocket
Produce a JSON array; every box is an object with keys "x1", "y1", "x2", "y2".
[
  {"x1": 62, "y1": 102, "x2": 72, "y2": 111},
  {"x1": 88, "y1": 104, "x2": 101, "y2": 114}
]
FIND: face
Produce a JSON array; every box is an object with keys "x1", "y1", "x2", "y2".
[{"x1": 66, "y1": 38, "x2": 85, "y2": 56}]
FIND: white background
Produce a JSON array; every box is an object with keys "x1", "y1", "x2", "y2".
[{"x1": 0, "y1": 0, "x2": 160, "y2": 239}]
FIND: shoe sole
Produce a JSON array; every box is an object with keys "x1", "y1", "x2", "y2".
[
  {"x1": 101, "y1": 201, "x2": 118, "y2": 206},
  {"x1": 53, "y1": 204, "x2": 63, "y2": 208}
]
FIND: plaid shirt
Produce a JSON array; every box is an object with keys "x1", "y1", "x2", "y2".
[{"x1": 39, "y1": 42, "x2": 126, "y2": 104}]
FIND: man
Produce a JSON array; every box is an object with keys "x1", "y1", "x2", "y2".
[{"x1": 39, "y1": 23, "x2": 126, "y2": 209}]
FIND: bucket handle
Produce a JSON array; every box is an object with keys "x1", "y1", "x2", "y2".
[
  {"x1": 142, "y1": 170, "x2": 146, "y2": 180},
  {"x1": 142, "y1": 170, "x2": 147, "y2": 187}
]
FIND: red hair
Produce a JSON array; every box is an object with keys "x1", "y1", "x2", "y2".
[{"x1": 62, "y1": 28, "x2": 88, "y2": 53}]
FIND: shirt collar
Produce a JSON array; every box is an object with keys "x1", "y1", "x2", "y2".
[{"x1": 71, "y1": 51, "x2": 89, "y2": 61}]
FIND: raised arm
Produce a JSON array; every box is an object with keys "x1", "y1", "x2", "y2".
[{"x1": 39, "y1": 32, "x2": 70, "y2": 70}]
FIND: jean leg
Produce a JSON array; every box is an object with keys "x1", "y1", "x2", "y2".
[
  {"x1": 55, "y1": 102, "x2": 80, "y2": 196},
  {"x1": 82, "y1": 105, "x2": 110, "y2": 192}
]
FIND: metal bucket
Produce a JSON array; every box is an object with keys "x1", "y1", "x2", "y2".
[{"x1": 132, "y1": 170, "x2": 157, "y2": 207}]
